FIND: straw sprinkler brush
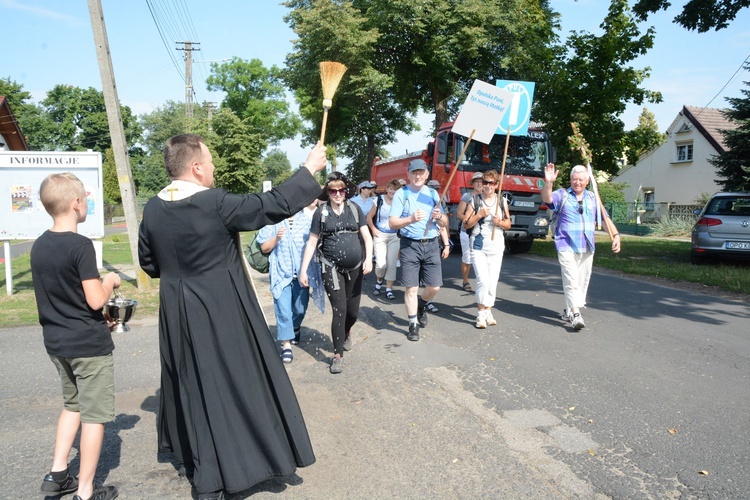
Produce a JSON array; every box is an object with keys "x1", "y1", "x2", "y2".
[{"x1": 319, "y1": 61, "x2": 348, "y2": 144}]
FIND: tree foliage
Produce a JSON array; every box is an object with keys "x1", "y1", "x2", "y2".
[
  {"x1": 284, "y1": 0, "x2": 418, "y2": 179},
  {"x1": 262, "y1": 148, "x2": 295, "y2": 187},
  {"x1": 632, "y1": 0, "x2": 749, "y2": 32},
  {"x1": 206, "y1": 57, "x2": 302, "y2": 146},
  {"x1": 102, "y1": 147, "x2": 121, "y2": 204},
  {"x1": 207, "y1": 108, "x2": 265, "y2": 194},
  {"x1": 536, "y1": 0, "x2": 662, "y2": 174},
  {"x1": 623, "y1": 107, "x2": 665, "y2": 165},
  {"x1": 30, "y1": 85, "x2": 141, "y2": 153},
  {"x1": 711, "y1": 67, "x2": 750, "y2": 191}
]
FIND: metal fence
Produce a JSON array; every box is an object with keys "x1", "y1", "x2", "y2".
[
  {"x1": 605, "y1": 202, "x2": 702, "y2": 236},
  {"x1": 103, "y1": 198, "x2": 149, "y2": 225}
]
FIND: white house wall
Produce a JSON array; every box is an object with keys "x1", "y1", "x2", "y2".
[{"x1": 615, "y1": 114, "x2": 722, "y2": 205}]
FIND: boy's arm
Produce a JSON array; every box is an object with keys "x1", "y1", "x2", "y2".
[{"x1": 82, "y1": 272, "x2": 121, "y2": 310}]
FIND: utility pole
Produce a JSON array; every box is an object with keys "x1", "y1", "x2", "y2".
[
  {"x1": 87, "y1": 0, "x2": 150, "y2": 289},
  {"x1": 203, "y1": 101, "x2": 216, "y2": 120},
  {"x1": 176, "y1": 41, "x2": 200, "y2": 121}
]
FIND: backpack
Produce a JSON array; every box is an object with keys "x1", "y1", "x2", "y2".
[
  {"x1": 467, "y1": 194, "x2": 506, "y2": 236},
  {"x1": 548, "y1": 189, "x2": 570, "y2": 239},
  {"x1": 245, "y1": 231, "x2": 270, "y2": 273},
  {"x1": 374, "y1": 194, "x2": 384, "y2": 226}
]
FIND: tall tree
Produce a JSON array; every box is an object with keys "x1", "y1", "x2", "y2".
[
  {"x1": 206, "y1": 57, "x2": 302, "y2": 146},
  {"x1": 32, "y1": 84, "x2": 141, "y2": 153},
  {"x1": 368, "y1": 0, "x2": 556, "y2": 130},
  {"x1": 536, "y1": 0, "x2": 662, "y2": 174},
  {"x1": 262, "y1": 149, "x2": 294, "y2": 186},
  {"x1": 207, "y1": 108, "x2": 266, "y2": 194},
  {"x1": 632, "y1": 0, "x2": 749, "y2": 32},
  {"x1": 284, "y1": 0, "x2": 417, "y2": 178},
  {"x1": 623, "y1": 107, "x2": 665, "y2": 165},
  {"x1": 711, "y1": 67, "x2": 750, "y2": 191}
]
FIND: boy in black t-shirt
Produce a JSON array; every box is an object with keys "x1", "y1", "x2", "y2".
[{"x1": 30, "y1": 173, "x2": 121, "y2": 500}]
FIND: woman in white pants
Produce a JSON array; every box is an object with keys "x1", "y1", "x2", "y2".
[
  {"x1": 367, "y1": 178, "x2": 401, "y2": 300},
  {"x1": 462, "y1": 170, "x2": 511, "y2": 329}
]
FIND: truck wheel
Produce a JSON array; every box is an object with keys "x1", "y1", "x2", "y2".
[{"x1": 506, "y1": 240, "x2": 533, "y2": 254}]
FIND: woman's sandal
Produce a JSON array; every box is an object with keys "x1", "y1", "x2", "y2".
[
  {"x1": 385, "y1": 290, "x2": 395, "y2": 300},
  {"x1": 462, "y1": 282, "x2": 472, "y2": 292},
  {"x1": 281, "y1": 348, "x2": 293, "y2": 364}
]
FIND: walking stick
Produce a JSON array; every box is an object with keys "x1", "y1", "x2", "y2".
[
  {"x1": 424, "y1": 129, "x2": 476, "y2": 236},
  {"x1": 569, "y1": 123, "x2": 617, "y2": 239},
  {"x1": 490, "y1": 128, "x2": 511, "y2": 240}
]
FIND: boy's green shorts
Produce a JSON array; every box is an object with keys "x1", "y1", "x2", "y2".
[{"x1": 50, "y1": 353, "x2": 114, "y2": 424}]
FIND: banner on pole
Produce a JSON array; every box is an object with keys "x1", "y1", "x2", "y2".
[
  {"x1": 495, "y1": 80, "x2": 535, "y2": 136},
  {"x1": 452, "y1": 79, "x2": 513, "y2": 144}
]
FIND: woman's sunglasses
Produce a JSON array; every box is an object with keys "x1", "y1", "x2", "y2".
[
  {"x1": 482, "y1": 180, "x2": 496, "y2": 185},
  {"x1": 328, "y1": 188, "x2": 347, "y2": 196}
]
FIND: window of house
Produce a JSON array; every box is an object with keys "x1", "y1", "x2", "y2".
[
  {"x1": 643, "y1": 190, "x2": 655, "y2": 211},
  {"x1": 676, "y1": 142, "x2": 693, "y2": 162}
]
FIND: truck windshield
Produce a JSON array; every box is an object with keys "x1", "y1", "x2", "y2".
[{"x1": 456, "y1": 133, "x2": 548, "y2": 177}]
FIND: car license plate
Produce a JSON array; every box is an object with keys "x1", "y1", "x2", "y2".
[
  {"x1": 513, "y1": 201, "x2": 535, "y2": 207},
  {"x1": 726, "y1": 241, "x2": 750, "y2": 249}
]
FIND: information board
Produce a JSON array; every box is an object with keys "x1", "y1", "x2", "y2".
[{"x1": 0, "y1": 151, "x2": 104, "y2": 240}]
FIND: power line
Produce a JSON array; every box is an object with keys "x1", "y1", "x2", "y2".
[{"x1": 699, "y1": 52, "x2": 750, "y2": 111}]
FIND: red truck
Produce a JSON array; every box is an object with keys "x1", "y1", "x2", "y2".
[{"x1": 370, "y1": 121, "x2": 556, "y2": 254}]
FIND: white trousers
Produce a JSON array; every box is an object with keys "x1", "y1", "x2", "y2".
[
  {"x1": 471, "y1": 249, "x2": 504, "y2": 308},
  {"x1": 373, "y1": 231, "x2": 400, "y2": 282},
  {"x1": 557, "y1": 250, "x2": 594, "y2": 310}
]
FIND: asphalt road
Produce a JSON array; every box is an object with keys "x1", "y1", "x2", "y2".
[{"x1": 1, "y1": 249, "x2": 748, "y2": 498}]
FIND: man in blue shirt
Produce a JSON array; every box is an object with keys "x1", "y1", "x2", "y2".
[
  {"x1": 389, "y1": 159, "x2": 448, "y2": 341},
  {"x1": 542, "y1": 164, "x2": 620, "y2": 331}
]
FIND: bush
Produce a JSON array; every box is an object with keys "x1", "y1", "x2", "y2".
[{"x1": 648, "y1": 217, "x2": 694, "y2": 238}]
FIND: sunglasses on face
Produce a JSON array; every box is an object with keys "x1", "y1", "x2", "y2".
[
  {"x1": 328, "y1": 188, "x2": 347, "y2": 196},
  {"x1": 482, "y1": 180, "x2": 496, "y2": 185}
]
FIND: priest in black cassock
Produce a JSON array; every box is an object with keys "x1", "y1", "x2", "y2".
[{"x1": 138, "y1": 134, "x2": 326, "y2": 499}]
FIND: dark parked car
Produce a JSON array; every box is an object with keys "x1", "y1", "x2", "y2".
[{"x1": 691, "y1": 192, "x2": 750, "y2": 264}]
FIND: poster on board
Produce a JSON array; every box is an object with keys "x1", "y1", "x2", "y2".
[{"x1": 0, "y1": 151, "x2": 104, "y2": 240}]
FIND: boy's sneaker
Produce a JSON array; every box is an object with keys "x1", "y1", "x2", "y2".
[
  {"x1": 407, "y1": 323, "x2": 420, "y2": 341},
  {"x1": 425, "y1": 301, "x2": 439, "y2": 313},
  {"x1": 561, "y1": 308, "x2": 572, "y2": 322},
  {"x1": 417, "y1": 297, "x2": 429, "y2": 327},
  {"x1": 485, "y1": 312, "x2": 497, "y2": 326},
  {"x1": 330, "y1": 354, "x2": 344, "y2": 374},
  {"x1": 41, "y1": 471, "x2": 78, "y2": 494},
  {"x1": 571, "y1": 313, "x2": 585, "y2": 330},
  {"x1": 475, "y1": 313, "x2": 487, "y2": 329},
  {"x1": 73, "y1": 484, "x2": 119, "y2": 500}
]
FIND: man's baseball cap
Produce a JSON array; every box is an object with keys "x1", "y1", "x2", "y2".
[
  {"x1": 471, "y1": 172, "x2": 484, "y2": 181},
  {"x1": 358, "y1": 180, "x2": 376, "y2": 189},
  {"x1": 407, "y1": 159, "x2": 428, "y2": 172}
]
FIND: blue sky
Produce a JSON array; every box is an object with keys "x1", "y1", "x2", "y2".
[{"x1": 2, "y1": 0, "x2": 748, "y2": 170}]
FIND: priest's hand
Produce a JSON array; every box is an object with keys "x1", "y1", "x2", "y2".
[{"x1": 303, "y1": 142, "x2": 328, "y2": 176}]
